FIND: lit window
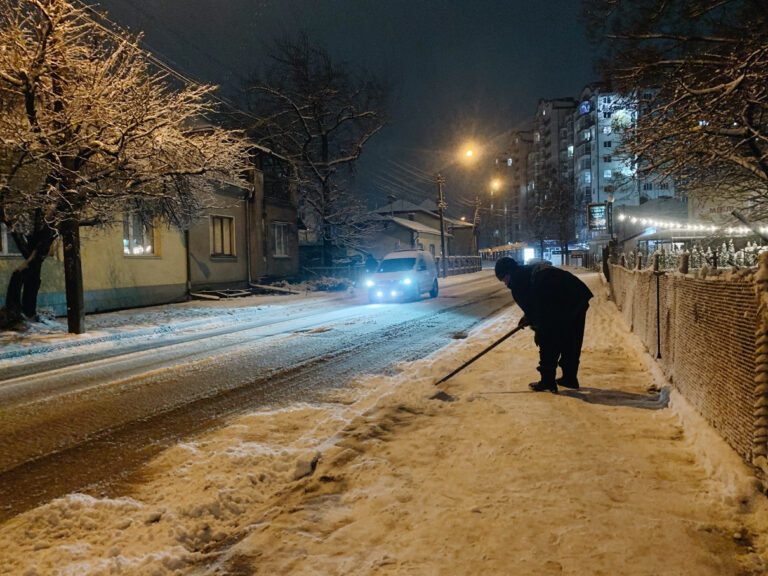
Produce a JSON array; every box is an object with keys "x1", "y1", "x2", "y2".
[
  {"x1": 604, "y1": 170, "x2": 613, "y2": 179},
  {"x1": 0, "y1": 223, "x2": 21, "y2": 256},
  {"x1": 583, "y1": 130, "x2": 591, "y2": 142},
  {"x1": 272, "y1": 222, "x2": 289, "y2": 257},
  {"x1": 123, "y1": 213, "x2": 155, "y2": 256},
  {"x1": 603, "y1": 126, "x2": 612, "y2": 135},
  {"x1": 584, "y1": 172, "x2": 592, "y2": 184},
  {"x1": 211, "y1": 215, "x2": 235, "y2": 256},
  {"x1": 567, "y1": 145, "x2": 574, "y2": 158}
]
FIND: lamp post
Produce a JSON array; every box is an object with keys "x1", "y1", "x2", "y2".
[
  {"x1": 434, "y1": 144, "x2": 480, "y2": 277},
  {"x1": 436, "y1": 173, "x2": 448, "y2": 278}
]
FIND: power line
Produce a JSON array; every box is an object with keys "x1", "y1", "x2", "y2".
[
  {"x1": 76, "y1": 1, "x2": 262, "y2": 123},
  {"x1": 113, "y1": 0, "x2": 253, "y2": 87},
  {"x1": 383, "y1": 157, "x2": 434, "y2": 183}
]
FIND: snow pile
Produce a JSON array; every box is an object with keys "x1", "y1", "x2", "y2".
[{"x1": 1, "y1": 273, "x2": 768, "y2": 575}]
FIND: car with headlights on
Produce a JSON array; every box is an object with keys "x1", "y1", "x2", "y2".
[{"x1": 365, "y1": 249, "x2": 439, "y2": 303}]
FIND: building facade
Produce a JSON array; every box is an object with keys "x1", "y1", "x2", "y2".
[
  {"x1": 0, "y1": 152, "x2": 300, "y2": 317},
  {"x1": 574, "y1": 85, "x2": 678, "y2": 255}
]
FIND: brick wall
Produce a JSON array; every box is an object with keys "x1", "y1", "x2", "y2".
[{"x1": 610, "y1": 264, "x2": 761, "y2": 470}]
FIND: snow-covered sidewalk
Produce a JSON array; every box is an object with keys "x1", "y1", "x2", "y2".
[
  {"x1": 2, "y1": 272, "x2": 768, "y2": 575},
  {"x1": 0, "y1": 287, "x2": 351, "y2": 366}
]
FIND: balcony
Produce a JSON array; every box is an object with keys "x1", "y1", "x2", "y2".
[{"x1": 575, "y1": 115, "x2": 595, "y2": 131}]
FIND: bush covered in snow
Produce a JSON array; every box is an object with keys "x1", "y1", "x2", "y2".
[{"x1": 621, "y1": 241, "x2": 767, "y2": 273}]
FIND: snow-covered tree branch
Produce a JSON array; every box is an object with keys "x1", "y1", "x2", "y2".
[
  {"x1": 583, "y1": 0, "x2": 768, "y2": 217},
  {"x1": 0, "y1": 0, "x2": 253, "y2": 332}
]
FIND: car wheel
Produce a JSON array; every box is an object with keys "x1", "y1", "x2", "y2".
[{"x1": 429, "y1": 279, "x2": 439, "y2": 298}]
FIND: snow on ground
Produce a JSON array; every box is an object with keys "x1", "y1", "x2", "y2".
[
  {"x1": 0, "y1": 285, "x2": 350, "y2": 366},
  {"x1": 2, "y1": 272, "x2": 768, "y2": 575}
]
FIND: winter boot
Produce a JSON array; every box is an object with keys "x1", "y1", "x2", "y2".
[
  {"x1": 530, "y1": 364, "x2": 557, "y2": 393},
  {"x1": 529, "y1": 380, "x2": 558, "y2": 393},
  {"x1": 556, "y1": 377, "x2": 579, "y2": 390}
]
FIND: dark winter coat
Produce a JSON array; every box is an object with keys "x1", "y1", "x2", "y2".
[{"x1": 507, "y1": 263, "x2": 593, "y2": 335}]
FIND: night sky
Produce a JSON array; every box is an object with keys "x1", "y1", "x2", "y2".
[{"x1": 92, "y1": 0, "x2": 599, "y2": 215}]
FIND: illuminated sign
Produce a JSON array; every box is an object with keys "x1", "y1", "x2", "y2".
[{"x1": 587, "y1": 203, "x2": 608, "y2": 231}]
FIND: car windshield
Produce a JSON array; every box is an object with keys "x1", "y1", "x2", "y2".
[{"x1": 377, "y1": 258, "x2": 416, "y2": 273}]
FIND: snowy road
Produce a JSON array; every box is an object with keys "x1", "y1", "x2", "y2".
[{"x1": 0, "y1": 271, "x2": 509, "y2": 520}]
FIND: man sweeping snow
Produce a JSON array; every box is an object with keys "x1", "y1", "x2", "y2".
[{"x1": 495, "y1": 257, "x2": 593, "y2": 393}]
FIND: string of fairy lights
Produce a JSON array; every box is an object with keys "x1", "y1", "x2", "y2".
[{"x1": 615, "y1": 213, "x2": 765, "y2": 237}]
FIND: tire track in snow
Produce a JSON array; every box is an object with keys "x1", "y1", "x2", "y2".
[{"x1": 0, "y1": 276, "x2": 511, "y2": 521}]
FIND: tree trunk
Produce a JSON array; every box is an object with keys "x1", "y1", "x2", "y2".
[
  {"x1": 320, "y1": 135, "x2": 333, "y2": 268},
  {"x1": 322, "y1": 227, "x2": 333, "y2": 267},
  {"x1": 0, "y1": 268, "x2": 24, "y2": 328},
  {"x1": 0, "y1": 226, "x2": 54, "y2": 328},
  {"x1": 61, "y1": 220, "x2": 85, "y2": 334},
  {"x1": 21, "y1": 256, "x2": 44, "y2": 318}
]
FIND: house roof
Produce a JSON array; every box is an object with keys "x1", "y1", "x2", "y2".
[
  {"x1": 372, "y1": 199, "x2": 471, "y2": 229},
  {"x1": 374, "y1": 198, "x2": 438, "y2": 217},
  {"x1": 389, "y1": 216, "x2": 449, "y2": 236},
  {"x1": 443, "y1": 215, "x2": 473, "y2": 228}
]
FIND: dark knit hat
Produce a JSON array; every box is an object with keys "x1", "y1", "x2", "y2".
[{"x1": 494, "y1": 257, "x2": 518, "y2": 280}]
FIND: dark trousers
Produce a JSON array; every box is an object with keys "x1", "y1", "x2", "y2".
[{"x1": 536, "y1": 304, "x2": 589, "y2": 383}]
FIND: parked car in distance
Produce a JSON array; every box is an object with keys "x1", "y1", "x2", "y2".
[{"x1": 365, "y1": 250, "x2": 439, "y2": 303}]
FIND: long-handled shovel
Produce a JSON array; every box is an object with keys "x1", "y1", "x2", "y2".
[{"x1": 434, "y1": 325, "x2": 525, "y2": 386}]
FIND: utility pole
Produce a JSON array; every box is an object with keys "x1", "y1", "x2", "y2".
[
  {"x1": 436, "y1": 173, "x2": 448, "y2": 278},
  {"x1": 472, "y1": 194, "x2": 481, "y2": 254}
]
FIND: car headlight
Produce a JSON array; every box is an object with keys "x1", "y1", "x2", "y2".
[
  {"x1": 365, "y1": 279, "x2": 375, "y2": 288},
  {"x1": 401, "y1": 277, "x2": 412, "y2": 285}
]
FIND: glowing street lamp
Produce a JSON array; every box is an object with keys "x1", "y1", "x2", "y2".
[
  {"x1": 436, "y1": 143, "x2": 480, "y2": 278},
  {"x1": 460, "y1": 141, "x2": 482, "y2": 165}
]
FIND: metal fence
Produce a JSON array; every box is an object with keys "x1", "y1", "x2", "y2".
[{"x1": 435, "y1": 256, "x2": 482, "y2": 276}]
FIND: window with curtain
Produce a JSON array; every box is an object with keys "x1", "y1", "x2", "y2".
[
  {"x1": 0, "y1": 223, "x2": 21, "y2": 256},
  {"x1": 122, "y1": 213, "x2": 155, "y2": 256}
]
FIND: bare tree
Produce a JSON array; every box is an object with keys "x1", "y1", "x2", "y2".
[
  {"x1": 526, "y1": 169, "x2": 578, "y2": 261},
  {"x1": 583, "y1": 0, "x2": 768, "y2": 216},
  {"x1": 246, "y1": 32, "x2": 388, "y2": 266},
  {"x1": 0, "y1": 0, "x2": 252, "y2": 332}
]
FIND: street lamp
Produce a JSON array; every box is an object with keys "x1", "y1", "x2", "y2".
[{"x1": 435, "y1": 143, "x2": 481, "y2": 278}]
